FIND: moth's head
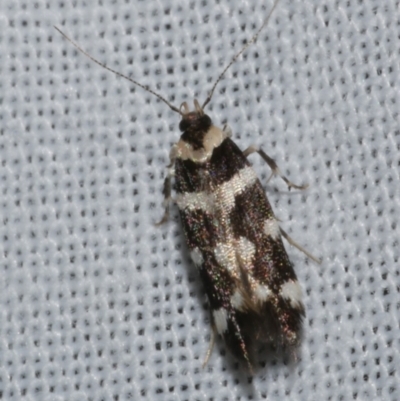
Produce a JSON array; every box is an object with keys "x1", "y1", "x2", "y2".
[{"x1": 178, "y1": 99, "x2": 212, "y2": 134}]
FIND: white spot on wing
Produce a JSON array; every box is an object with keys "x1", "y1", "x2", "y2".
[
  {"x1": 190, "y1": 248, "x2": 204, "y2": 267},
  {"x1": 175, "y1": 166, "x2": 258, "y2": 215},
  {"x1": 263, "y1": 218, "x2": 280, "y2": 240},
  {"x1": 213, "y1": 308, "x2": 228, "y2": 334},
  {"x1": 254, "y1": 284, "x2": 272, "y2": 302},
  {"x1": 215, "y1": 180, "x2": 236, "y2": 210},
  {"x1": 175, "y1": 191, "x2": 214, "y2": 213},
  {"x1": 238, "y1": 165, "x2": 258, "y2": 187},
  {"x1": 216, "y1": 166, "x2": 258, "y2": 211},
  {"x1": 214, "y1": 242, "x2": 237, "y2": 274},
  {"x1": 280, "y1": 280, "x2": 303, "y2": 309},
  {"x1": 236, "y1": 236, "x2": 256, "y2": 267},
  {"x1": 231, "y1": 289, "x2": 245, "y2": 310}
]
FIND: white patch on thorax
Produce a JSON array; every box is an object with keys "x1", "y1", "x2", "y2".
[
  {"x1": 280, "y1": 280, "x2": 303, "y2": 309},
  {"x1": 263, "y1": 218, "x2": 280, "y2": 240},
  {"x1": 213, "y1": 308, "x2": 228, "y2": 334},
  {"x1": 171, "y1": 125, "x2": 228, "y2": 163}
]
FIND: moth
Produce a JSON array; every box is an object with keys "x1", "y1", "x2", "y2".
[{"x1": 55, "y1": 0, "x2": 319, "y2": 371}]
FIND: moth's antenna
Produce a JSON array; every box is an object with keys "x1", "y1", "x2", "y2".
[
  {"x1": 202, "y1": 0, "x2": 282, "y2": 110},
  {"x1": 54, "y1": 26, "x2": 181, "y2": 114}
]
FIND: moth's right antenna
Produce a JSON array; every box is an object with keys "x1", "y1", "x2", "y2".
[
  {"x1": 202, "y1": 0, "x2": 282, "y2": 110},
  {"x1": 54, "y1": 26, "x2": 181, "y2": 114}
]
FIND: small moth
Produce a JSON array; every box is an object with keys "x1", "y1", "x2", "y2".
[{"x1": 56, "y1": 0, "x2": 319, "y2": 371}]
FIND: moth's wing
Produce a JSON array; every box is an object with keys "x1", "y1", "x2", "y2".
[
  {"x1": 225, "y1": 139, "x2": 305, "y2": 348},
  {"x1": 176, "y1": 204, "x2": 254, "y2": 365},
  {"x1": 198, "y1": 251, "x2": 256, "y2": 368},
  {"x1": 175, "y1": 154, "x2": 255, "y2": 367},
  {"x1": 174, "y1": 137, "x2": 304, "y2": 367}
]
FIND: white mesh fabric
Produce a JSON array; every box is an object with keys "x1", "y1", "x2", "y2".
[{"x1": 0, "y1": 0, "x2": 399, "y2": 400}]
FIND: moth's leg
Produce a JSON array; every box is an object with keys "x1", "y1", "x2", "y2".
[
  {"x1": 222, "y1": 124, "x2": 233, "y2": 138},
  {"x1": 155, "y1": 165, "x2": 174, "y2": 226},
  {"x1": 244, "y1": 145, "x2": 319, "y2": 262},
  {"x1": 280, "y1": 227, "x2": 321, "y2": 264},
  {"x1": 202, "y1": 326, "x2": 216, "y2": 368},
  {"x1": 243, "y1": 145, "x2": 308, "y2": 190}
]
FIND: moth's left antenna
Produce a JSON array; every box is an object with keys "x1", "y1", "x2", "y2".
[{"x1": 54, "y1": 26, "x2": 181, "y2": 114}]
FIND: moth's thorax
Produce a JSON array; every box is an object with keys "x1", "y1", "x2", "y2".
[
  {"x1": 170, "y1": 100, "x2": 230, "y2": 163},
  {"x1": 171, "y1": 124, "x2": 229, "y2": 164}
]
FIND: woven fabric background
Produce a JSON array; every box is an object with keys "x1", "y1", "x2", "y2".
[{"x1": 1, "y1": 0, "x2": 399, "y2": 400}]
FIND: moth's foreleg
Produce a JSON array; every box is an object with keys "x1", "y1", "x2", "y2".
[
  {"x1": 243, "y1": 145, "x2": 308, "y2": 190},
  {"x1": 155, "y1": 165, "x2": 174, "y2": 226}
]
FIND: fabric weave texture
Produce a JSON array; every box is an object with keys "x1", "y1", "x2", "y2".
[{"x1": 0, "y1": 0, "x2": 399, "y2": 400}]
